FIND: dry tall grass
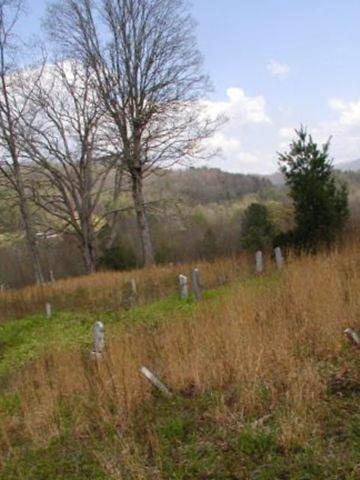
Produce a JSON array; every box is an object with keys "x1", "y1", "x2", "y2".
[
  {"x1": 1, "y1": 243, "x2": 359, "y2": 463},
  {"x1": 0, "y1": 254, "x2": 252, "y2": 321}
]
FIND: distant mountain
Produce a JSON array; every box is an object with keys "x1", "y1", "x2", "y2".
[
  {"x1": 145, "y1": 167, "x2": 273, "y2": 204},
  {"x1": 266, "y1": 171, "x2": 285, "y2": 186},
  {"x1": 334, "y1": 159, "x2": 360, "y2": 172},
  {"x1": 266, "y1": 159, "x2": 360, "y2": 186}
]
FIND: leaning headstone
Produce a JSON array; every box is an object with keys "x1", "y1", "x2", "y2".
[
  {"x1": 178, "y1": 274, "x2": 188, "y2": 300},
  {"x1": 92, "y1": 321, "x2": 105, "y2": 356},
  {"x1": 274, "y1": 247, "x2": 284, "y2": 270},
  {"x1": 192, "y1": 268, "x2": 201, "y2": 301},
  {"x1": 256, "y1": 251, "x2": 264, "y2": 274},
  {"x1": 45, "y1": 302, "x2": 52, "y2": 318},
  {"x1": 344, "y1": 328, "x2": 360, "y2": 348},
  {"x1": 0, "y1": 284, "x2": 4, "y2": 293},
  {"x1": 140, "y1": 366, "x2": 172, "y2": 397}
]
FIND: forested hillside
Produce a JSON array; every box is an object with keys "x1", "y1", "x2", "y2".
[
  {"x1": 0, "y1": 167, "x2": 281, "y2": 288},
  {"x1": 1, "y1": 0, "x2": 360, "y2": 478},
  {"x1": 2, "y1": 163, "x2": 360, "y2": 289}
]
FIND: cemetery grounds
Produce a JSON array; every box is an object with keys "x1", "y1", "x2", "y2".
[{"x1": 0, "y1": 245, "x2": 360, "y2": 479}]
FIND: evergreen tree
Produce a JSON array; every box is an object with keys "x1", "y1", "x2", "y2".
[
  {"x1": 240, "y1": 203, "x2": 276, "y2": 252},
  {"x1": 279, "y1": 127, "x2": 349, "y2": 251}
]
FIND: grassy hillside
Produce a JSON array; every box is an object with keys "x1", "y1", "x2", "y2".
[{"x1": 1, "y1": 246, "x2": 360, "y2": 478}]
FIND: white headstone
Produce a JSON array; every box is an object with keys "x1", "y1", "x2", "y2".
[
  {"x1": 49, "y1": 270, "x2": 56, "y2": 283},
  {"x1": 93, "y1": 321, "x2": 105, "y2": 355},
  {"x1": 130, "y1": 278, "x2": 137, "y2": 306},
  {"x1": 45, "y1": 302, "x2": 52, "y2": 318},
  {"x1": 178, "y1": 274, "x2": 188, "y2": 300},
  {"x1": 344, "y1": 328, "x2": 360, "y2": 347},
  {"x1": 192, "y1": 268, "x2": 201, "y2": 301},
  {"x1": 130, "y1": 278, "x2": 137, "y2": 297},
  {"x1": 274, "y1": 247, "x2": 284, "y2": 270},
  {"x1": 256, "y1": 251, "x2": 264, "y2": 274},
  {"x1": 140, "y1": 366, "x2": 172, "y2": 397}
]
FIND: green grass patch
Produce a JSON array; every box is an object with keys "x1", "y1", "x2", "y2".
[
  {"x1": 1, "y1": 279, "x2": 360, "y2": 478},
  {"x1": 0, "y1": 436, "x2": 107, "y2": 480},
  {"x1": 124, "y1": 385, "x2": 360, "y2": 479},
  {"x1": 0, "y1": 283, "x2": 231, "y2": 383},
  {"x1": 0, "y1": 312, "x2": 96, "y2": 381}
]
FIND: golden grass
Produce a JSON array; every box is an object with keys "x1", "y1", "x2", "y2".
[
  {"x1": 2, "y1": 242, "x2": 360, "y2": 460},
  {"x1": 0, "y1": 254, "x2": 251, "y2": 321}
]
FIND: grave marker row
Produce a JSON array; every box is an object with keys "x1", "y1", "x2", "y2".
[
  {"x1": 179, "y1": 268, "x2": 202, "y2": 301},
  {"x1": 255, "y1": 247, "x2": 285, "y2": 273}
]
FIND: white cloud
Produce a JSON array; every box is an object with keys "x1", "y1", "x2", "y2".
[
  {"x1": 204, "y1": 91, "x2": 360, "y2": 173},
  {"x1": 277, "y1": 127, "x2": 296, "y2": 151},
  {"x1": 329, "y1": 97, "x2": 360, "y2": 126},
  {"x1": 206, "y1": 133, "x2": 241, "y2": 155},
  {"x1": 206, "y1": 133, "x2": 261, "y2": 167},
  {"x1": 312, "y1": 121, "x2": 360, "y2": 165},
  {"x1": 267, "y1": 59, "x2": 290, "y2": 78},
  {"x1": 203, "y1": 87, "x2": 273, "y2": 173},
  {"x1": 278, "y1": 127, "x2": 295, "y2": 139},
  {"x1": 301, "y1": 97, "x2": 360, "y2": 165},
  {"x1": 204, "y1": 87, "x2": 271, "y2": 126}
]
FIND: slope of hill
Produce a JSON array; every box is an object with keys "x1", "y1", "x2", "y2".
[
  {"x1": 335, "y1": 158, "x2": 360, "y2": 171},
  {"x1": 145, "y1": 167, "x2": 273, "y2": 204},
  {"x1": 1, "y1": 245, "x2": 360, "y2": 479}
]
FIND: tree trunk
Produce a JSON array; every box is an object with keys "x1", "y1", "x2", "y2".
[
  {"x1": 17, "y1": 180, "x2": 44, "y2": 285},
  {"x1": 106, "y1": 165, "x2": 124, "y2": 249},
  {"x1": 82, "y1": 239, "x2": 97, "y2": 274},
  {"x1": 0, "y1": 59, "x2": 44, "y2": 285},
  {"x1": 131, "y1": 171, "x2": 154, "y2": 266},
  {"x1": 81, "y1": 215, "x2": 97, "y2": 274}
]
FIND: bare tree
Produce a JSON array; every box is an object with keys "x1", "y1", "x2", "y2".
[
  {"x1": 45, "y1": 0, "x2": 217, "y2": 266},
  {"x1": 21, "y1": 61, "x2": 115, "y2": 274},
  {"x1": 0, "y1": 0, "x2": 45, "y2": 283},
  {"x1": 104, "y1": 160, "x2": 125, "y2": 250}
]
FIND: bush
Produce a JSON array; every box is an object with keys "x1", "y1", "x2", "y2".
[
  {"x1": 99, "y1": 244, "x2": 137, "y2": 271},
  {"x1": 240, "y1": 203, "x2": 276, "y2": 252}
]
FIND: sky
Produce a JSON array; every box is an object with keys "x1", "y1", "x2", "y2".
[{"x1": 18, "y1": 0, "x2": 360, "y2": 174}]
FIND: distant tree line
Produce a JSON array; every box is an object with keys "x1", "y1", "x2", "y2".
[
  {"x1": 239, "y1": 128, "x2": 349, "y2": 254},
  {"x1": 0, "y1": 0, "x2": 218, "y2": 283},
  {"x1": 0, "y1": 1, "x2": 351, "y2": 287}
]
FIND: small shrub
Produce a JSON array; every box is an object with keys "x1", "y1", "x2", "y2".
[{"x1": 98, "y1": 244, "x2": 137, "y2": 271}]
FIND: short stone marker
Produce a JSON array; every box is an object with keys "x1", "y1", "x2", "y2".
[
  {"x1": 140, "y1": 366, "x2": 172, "y2": 397},
  {"x1": 120, "y1": 279, "x2": 138, "y2": 309},
  {"x1": 256, "y1": 251, "x2": 264, "y2": 274},
  {"x1": 49, "y1": 270, "x2": 56, "y2": 283},
  {"x1": 92, "y1": 321, "x2": 105, "y2": 357},
  {"x1": 274, "y1": 247, "x2": 284, "y2": 270},
  {"x1": 344, "y1": 328, "x2": 360, "y2": 348},
  {"x1": 130, "y1": 278, "x2": 137, "y2": 306},
  {"x1": 179, "y1": 274, "x2": 188, "y2": 300},
  {"x1": 45, "y1": 302, "x2": 52, "y2": 318},
  {"x1": 192, "y1": 268, "x2": 201, "y2": 301},
  {"x1": 217, "y1": 274, "x2": 228, "y2": 286},
  {"x1": 131, "y1": 278, "x2": 137, "y2": 297}
]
